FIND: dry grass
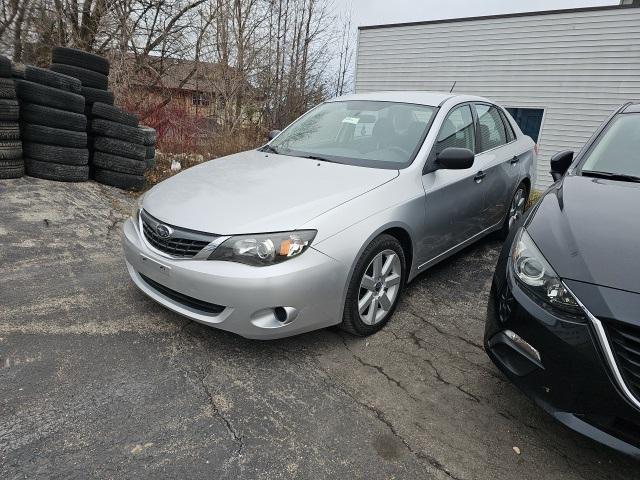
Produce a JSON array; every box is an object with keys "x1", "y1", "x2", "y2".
[{"x1": 527, "y1": 189, "x2": 543, "y2": 209}]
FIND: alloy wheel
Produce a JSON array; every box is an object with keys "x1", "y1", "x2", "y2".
[{"x1": 358, "y1": 249, "x2": 402, "y2": 325}]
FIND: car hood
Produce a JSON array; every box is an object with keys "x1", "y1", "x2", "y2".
[
  {"x1": 527, "y1": 175, "x2": 640, "y2": 294},
  {"x1": 142, "y1": 150, "x2": 398, "y2": 235}
]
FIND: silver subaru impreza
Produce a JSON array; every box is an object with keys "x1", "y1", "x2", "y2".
[{"x1": 123, "y1": 91, "x2": 535, "y2": 339}]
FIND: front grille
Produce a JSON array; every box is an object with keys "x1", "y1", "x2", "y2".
[
  {"x1": 607, "y1": 323, "x2": 640, "y2": 401},
  {"x1": 140, "y1": 209, "x2": 218, "y2": 258},
  {"x1": 140, "y1": 274, "x2": 225, "y2": 315}
]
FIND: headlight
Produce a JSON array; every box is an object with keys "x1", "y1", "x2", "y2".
[
  {"x1": 511, "y1": 228, "x2": 583, "y2": 317},
  {"x1": 208, "y1": 230, "x2": 317, "y2": 266}
]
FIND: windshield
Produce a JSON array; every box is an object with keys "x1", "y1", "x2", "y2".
[
  {"x1": 580, "y1": 113, "x2": 640, "y2": 178},
  {"x1": 269, "y1": 100, "x2": 436, "y2": 169}
]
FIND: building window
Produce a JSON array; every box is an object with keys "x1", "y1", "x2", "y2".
[
  {"x1": 192, "y1": 92, "x2": 210, "y2": 107},
  {"x1": 506, "y1": 108, "x2": 544, "y2": 143}
]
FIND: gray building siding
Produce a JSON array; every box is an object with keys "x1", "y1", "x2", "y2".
[{"x1": 355, "y1": 6, "x2": 640, "y2": 189}]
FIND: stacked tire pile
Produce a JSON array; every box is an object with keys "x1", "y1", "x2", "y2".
[
  {"x1": 0, "y1": 56, "x2": 23, "y2": 179},
  {"x1": 91, "y1": 102, "x2": 148, "y2": 190},
  {"x1": 140, "y1": 125, "x2": 157, "y2": 170},
  {"x1": 15, "y1": 65, "x2": 89, "y2": 182},
  {"x1": 50, "y1": 48, "x2": 114, "y2": 115}
]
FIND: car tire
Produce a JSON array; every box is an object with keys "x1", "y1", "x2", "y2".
[
  {"x1": 15, "y1": 80, "x2": 85, "y2": 113},
  {"x1": 81, "y1": 87, "x2": 114, "y2": 107},
  {"x1": 93, "y1": 136, "x2": 146, "y2": 160},
  {"x1": 139, "y1": 125, "x2": 157, "y2": 145},
  {"x1": 50, "y1": 63, "x2": 109, "y2": 90},
  {"x1": 145, "y1": 156, "x2": 155, "y2": 169},
  {"x1": 23, "y1": 142, "x2": 89, "y2": 166},
  {"x1": 92, "y1": 102, "x2": 138, "y2": 127},
  {"x1": 0, "y1": 99, "x2": 19, "y2": 121},
  {"x1": 340, "y1": 234, "x2": 406, "y2": 336},
  {"x1": 0, "y1": 122, "x2": 20, "y2": 140},
  {"x1": 20, "y1": 103, "x2": 87, "y2": 132},
  {"x1": 23, "y1": 65, "x2": 82, "y2": 94},
  {"x1": 51, "y1": 47, "x2": 110, "y2": 76},
  {"x1": 0, "y1": 158, "x2": 24, "y2": 179},
  {"x1": 0, "y1": 56, "x2": 11, "y2": 77},
  {"x1": 0, "y1": 140, "x2": 22, "y2": 159},
  {"x1": 0, "y1": 78, "x2": 16, "y2": 99},
  {"x1": 145, "y1": 145, "x2": 155, "y2": 158},
  {"x1": 93, "y1": 151, "x2": 146, "y2": 175},
  {"x1": 21, "y1": 123, "x2": 87, "y2": 148},
  {"x1": 499, "y1": 182, "x2": 529, "y2": 240},
  {"x1": 25, "y1": 157, "x2": 89, "y2": 182},
  {"x1": 91, "y1": 119, "x2": 145, "y2": 144},
  {"x1": 94, "y1": 167, "x2": 145, "y2": 190}
]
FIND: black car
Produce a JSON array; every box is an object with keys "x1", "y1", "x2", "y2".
[{"x1": 485, "y1": 102, "x2": 640, "y2": 457}]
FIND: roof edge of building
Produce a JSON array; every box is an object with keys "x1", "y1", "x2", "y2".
[{"x1": 358, "y1": 4, "x2": 640, "y2": 31}]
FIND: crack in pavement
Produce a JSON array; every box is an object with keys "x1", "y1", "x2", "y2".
[
  {"x1": 335, "y1": 332, "x2": 422, "y2": 403},
  {"x1": 275, "y1": 343, "x2": 467, "y2": 480},
  {"x1": 406, "y1": 310, "x2": 484, "y2": 351},
  {"x1": 408, "y1": 332, "x2": 484, "y2": 404},
  {"x1": 201, "y1": 373, "x2": 245, "y2": 458},
  {"x1": 313, "y1": 361, "x2": 466, "y2": 480}
]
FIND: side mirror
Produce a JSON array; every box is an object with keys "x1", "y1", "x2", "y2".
[
  {"x1": 550, "y1": 150, "x2": 574, "y2": 182},
  {"x1": 268, "y1": 129, "x2": 281, "y2": 141},
  {"x1": 436, "y1": 147, "x2": 475, "y2": 170}
]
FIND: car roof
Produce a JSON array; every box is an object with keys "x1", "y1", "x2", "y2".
[
  {"x1": 622, "y1": 103, "x2": 640, "y2": 114},
  {"x1": 327, "y1": 91, "x2": 493, "y2": 108}
]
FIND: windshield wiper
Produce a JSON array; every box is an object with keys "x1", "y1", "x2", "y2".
[
  {"x1": 299, "y1": 154, "x2": 338, "y2": 164},
  {"x1": 581, "y1": 170, "x2": 640, "y2": 183},
  {"x1": 260, "y1": 144, "x2": 280, "y2": 154}
]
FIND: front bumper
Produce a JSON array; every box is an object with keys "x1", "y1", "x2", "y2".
[
  {"x1": 485, "y1": 267, "x2": 640, "y2": 458},
  {"x1": 122, "y1": 217, "x2": 348, "y2": 339}
]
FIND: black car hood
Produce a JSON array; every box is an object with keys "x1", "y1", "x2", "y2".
[{"x1": 527, "y1": 175, "x2": 640, "y2": 294}]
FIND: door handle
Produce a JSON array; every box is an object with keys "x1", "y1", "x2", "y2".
[
  {"x1": 474, "y1": 171, "x2": 486, "y2": 183},
  {"x1": 511, "y1": 155, "x2": 520, "y2": 164}
]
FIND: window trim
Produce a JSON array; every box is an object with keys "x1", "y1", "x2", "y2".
[
  {"x1": 473, "y1": 102, "x2": 512, "y2": 154},
  {"x1": 423, "y1": 101, "x2": 476, "y2": 174}
]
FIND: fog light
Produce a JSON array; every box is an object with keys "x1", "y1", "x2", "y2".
[{"x1": 505, "y1": 330, "x2": 542, "y2": 363}]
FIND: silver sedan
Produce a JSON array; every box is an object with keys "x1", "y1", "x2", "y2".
[{"x1": 122, "y1": 91, "x2": 535, "y2": 339}]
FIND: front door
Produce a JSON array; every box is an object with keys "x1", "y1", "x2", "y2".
[{"x1": 420, "y1": 104, "x2": 486, "y2": 264}]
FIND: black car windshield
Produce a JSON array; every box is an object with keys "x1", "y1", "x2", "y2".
[
  {"x1": 269, "y1": 100, "x2": 436, "y2": 169},
  {"x1": 580, "y1": 113, "x2": 640, "y2": 179}
]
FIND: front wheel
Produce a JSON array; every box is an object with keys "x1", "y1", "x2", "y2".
[{"x1": 340, "y1": 234, "x2": 406, "y2": 336}]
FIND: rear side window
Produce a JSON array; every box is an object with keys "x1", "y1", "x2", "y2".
[
  {"x1": 475, "y1": 104, "x2": 508, "y2": 152},
  {"x1": 436, "y1": 104, "x2": 475, "y2": 155},
  {"x1": 499, "y1": 110, "x2": 516, "y2": 142}
]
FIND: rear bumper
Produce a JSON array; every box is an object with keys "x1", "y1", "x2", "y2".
[
  {"x1": 122, "y1": 217, "x2": 348, "y2": 339},
  {"x1": 485, "y1": 267, "x2": 640, "y2": 458}
]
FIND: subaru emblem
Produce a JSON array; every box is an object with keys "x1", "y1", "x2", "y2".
[{"x1": 156, "y1": 224, "x2": 173, "y2": 238}]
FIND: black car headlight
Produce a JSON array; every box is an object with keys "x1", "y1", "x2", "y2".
[
  {"x1": 208, "y1": 230, "x2": 317, "y2": 266},
  {"x1": 511, "y1": 228, "x2": 583, "y2": 317}
]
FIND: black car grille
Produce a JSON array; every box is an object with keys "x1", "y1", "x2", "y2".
[
  {"x1": 140, "y1": 274, "x2": 225, "y2": 315},
  {"x1": 140, "y1": 210, "x2": 218, "y2": 258},
  {"x1": 607, "y1": 323, "x2": 640, "y2": 401}
]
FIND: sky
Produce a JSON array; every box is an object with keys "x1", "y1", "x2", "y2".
[{"x1": 344, "y1": 0, "x2": 619, "y2": 29}]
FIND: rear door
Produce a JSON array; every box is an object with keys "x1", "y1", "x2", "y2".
[
  {"x1": 420, "y1": 104, "x2": 486, "y2": 263},
  {"x1": 472, "y1": 103, "x2": 523, "y2": 229}
]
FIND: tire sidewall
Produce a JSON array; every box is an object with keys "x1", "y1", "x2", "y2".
[{"x1": 344, "y1": 234, "x2": 406, "y2": 336}]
